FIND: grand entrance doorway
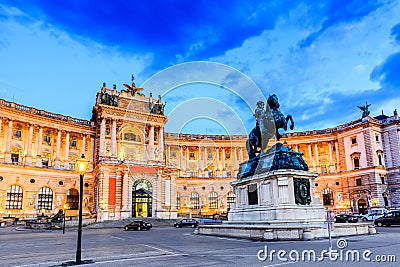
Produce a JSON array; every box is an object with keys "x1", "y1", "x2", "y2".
[{"x1": 132, "y1": 180, "x2": 152, "y2": 217}]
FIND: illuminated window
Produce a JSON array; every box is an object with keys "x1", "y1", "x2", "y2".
[
  {"x1": 322, "y1": 188, "x2": 334, "y2": 206},
  {"x1": 227, "y1": 192, "x2": 235, "y2": 210},
  {"x1": 209, "y1": 192, "x2": 218, "y2": 209},
  {"x1": 6, "y1": 185, "x2": 23, "y2": 209},
  {"x1": 66, "y1": 189, "x2": 79, "y2": 210},
  {"x1": 37, "y1": 187, "x2": 53, "y2": 210},
  {"x1": 190, "y1": 192, "x2": 200, "y2": 209}
]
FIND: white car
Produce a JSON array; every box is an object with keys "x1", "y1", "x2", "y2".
[
  {"x1": 361, "y1": 208, "x2": 387, "y2": 221},
  {"x1": 361, "y1": 213, "x2": 383, "y2": 221}
]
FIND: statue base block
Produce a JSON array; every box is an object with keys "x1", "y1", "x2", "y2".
[{"x1": 197, "y1": 169, "x2": 374, "y2": 240}]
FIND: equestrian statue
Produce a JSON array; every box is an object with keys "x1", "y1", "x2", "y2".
[{"x1": 246, "y1": 94, "x2": 294, "y2": 159}]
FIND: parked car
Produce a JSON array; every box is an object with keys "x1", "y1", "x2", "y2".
[
  {"x1": 124, "y1": 220, "x2": 152, "y2": 231},
  {"x1": 374, "y1": 210, "x2": 400, "y2": 226},
  {"x1": 360, "y1": 208, "x2": 387, "y2": 221},
  {"x1": 334, "y1": 214, "x2": 358, "y2": 223},
  {"x1": 174, "y1": 219, "x2": 199, "y2": 228}
]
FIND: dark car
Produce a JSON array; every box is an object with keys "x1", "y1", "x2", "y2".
[
  {"x1": 334, "y1": 214, "x2": 358, "y2": 223},
  {"x1": 124, "y1": 220, "x2": 152, "y2": 231},
  {"x1": 174, "y1": 219, "x2": 199, "y2": 228},
  {"x1": 374, "y1": 210, "x2": 400, "y2": 227}
]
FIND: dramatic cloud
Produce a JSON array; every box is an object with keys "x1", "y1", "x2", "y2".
[{"x1": 0, "y1": 0, "x2": 400, "y2": 134}]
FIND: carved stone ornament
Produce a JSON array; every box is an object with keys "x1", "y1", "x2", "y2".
[{"x1": 294, "y1": 178, "x2": 311, "y2": 205}]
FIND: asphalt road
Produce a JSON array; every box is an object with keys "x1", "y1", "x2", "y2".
[{"x1": 0, "y1": 225, "x2": 399, "y2": 267}]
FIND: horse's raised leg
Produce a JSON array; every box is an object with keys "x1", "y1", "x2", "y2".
[{"x1": 286, "y1": 115, "x2": 294, "y2": 130}]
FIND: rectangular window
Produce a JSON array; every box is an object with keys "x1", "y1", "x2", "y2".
[
  {"x1": 381, "y1": 176, "x2": 385, "y2": 184},
  {"x1": 171, "y1": 152, "x2": 177, "y2": 157},
  {"x1": 43, "y1": 136, "x2": 51, "y2": 143},
  {"x1": 208, "y1": 153, "x2": 213, "y2": 159},
  {"x1": 70, "y1": 140, "x2": 77, "y2": 147},
  {"x1": 226, "y1": 153, "x2": 230, "y2": 159},
  {"x1": 208, "y1": 170, "x2": 213, "y2": 177},
  {"x1": 189, "y1": 152, "x2": 194, "y2": 158},
  {"x1": 375, "y1": 134, "x2": 380, "y2": 142},
  {"x1": 248, "y1": 184, "x2": 258, "y2": 205},
  {"x1": 353, "y1": 158, "x2": 360, "y2": 169},
  {"x1": 351, "y1": 137, "x2": 357, "y2": 145},
  {"x1": 356, "y1": 178, "x2": 362, "y2": 186}
]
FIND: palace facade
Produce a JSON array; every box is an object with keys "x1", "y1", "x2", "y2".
[{"x1": 0, "y1": 83, "x2": 399, "y2": 221}]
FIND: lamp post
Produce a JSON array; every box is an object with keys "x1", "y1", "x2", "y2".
[{"x1": 75, "y1": 154, "x2": 90, "y2": 264}]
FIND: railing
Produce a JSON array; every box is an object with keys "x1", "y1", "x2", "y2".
[{"x1": 0, "y1": 98, "x2": 93, "y2": 126}]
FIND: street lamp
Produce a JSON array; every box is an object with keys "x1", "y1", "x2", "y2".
[{"x1": 74, "y1": 154, "x2": 90, "y2": 264}]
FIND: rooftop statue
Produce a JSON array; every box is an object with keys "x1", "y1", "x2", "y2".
[
  {"x1": 357, "y1": 101, "x2": 371, "y2": 118},
  {"x1": 149, "y1": 94, "x2": 166, "y2": 115}
]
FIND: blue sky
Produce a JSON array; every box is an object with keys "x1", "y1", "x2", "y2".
[{"x1": 1, "y1": 0, "x2": 400, "y2": 134}]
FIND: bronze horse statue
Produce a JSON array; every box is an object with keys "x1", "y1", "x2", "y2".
[{"x1": 246, "y1": 94, "x2": 294, "y2": 159}]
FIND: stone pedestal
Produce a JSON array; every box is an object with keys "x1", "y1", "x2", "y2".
[{"x1": 228, "y1": 169, "x2": 325, "y2": 225}]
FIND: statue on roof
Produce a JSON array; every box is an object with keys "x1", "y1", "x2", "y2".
[
  {"x1": 357, "y1": 101, "x2": 371, "y2": 118},
  {"x1": 122, "y1": 74, "x2": 143, "y2": 96}
]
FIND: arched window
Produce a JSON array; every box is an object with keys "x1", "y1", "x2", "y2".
[
  {"x1": 66, "y1": 189, "x2": 79, "y2": 210},
  {"x1": 38, "y1": 187, "x2": 53, "y2": 210},
  {"x1": 376, "y1": 150, "x2": 384, "y2": 166},
  {"x1": 322, "y1": 188, "x2": 334, "y2": 206},
  {"x1": 227, "y1": 191, "x2": 236, "y2": 210},
  {"x1": 6, "y1": 185, "x2": 23, "y2": 209},
  {"x1": 209, "y1": 192, "x2": 218, "y2": 209},
  {"x1": 190, "y1": 192, "x2": 200, "y2": 209}
]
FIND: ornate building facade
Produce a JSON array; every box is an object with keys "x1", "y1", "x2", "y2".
[{"x1": 0, "y1": 83, "x2": 399, "y2": 221}]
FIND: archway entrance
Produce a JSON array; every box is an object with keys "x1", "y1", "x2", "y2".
[
  {"x1": 132, "y1": 180, "x2": 152, "y2": 217},
  {"x1": 358, "y1": 199, "x2": 367, "y2": 214}
]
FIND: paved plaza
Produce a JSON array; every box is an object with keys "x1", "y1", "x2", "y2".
[{"x1": 0, "y1": 224, "x2": 399, "y2": 267}]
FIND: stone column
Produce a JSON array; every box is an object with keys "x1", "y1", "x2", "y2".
[
  {"x1": 215, "y1": 147, "x2": 220, "y2": 176},
  {"x1": 5, "y1": 119, "x2": 13, "y2": 163},
  {"x1": 185, "y1": 146, "x2": 189, "y2": 172},
  {"x1": 90, "y1": 135, "x2": 95, "y2": 171},
  {"x1": 111, "y1": 119, "x2": 117, "y2": 157},
  {"x1": 203, "y1": 147, "x2": 207, "y2": 170},
  {"x1": 36, "y1": 126, "x2": 43, "y2": 167},
  {"x1": 81, "y1": 134, "x2": 87, "y2": 156},
  {"x1": 239, "y1": 147, "x2": 244, "y2": 162},
  {"x1": 25, "y1": 124, "x2": 34, "y2": 165},
  {"x1": 99, "y1": 118, "x2": 106, "y2": 156},
  {"x1": 64, "y1": 131, "x2": 70, "y2": 168},
  {"x1": 328, "y1": 141, "x2": 334, "y2": 172},
  {"x1": 335, "y1": 141, "x2": 340, "y2": 171},
  {"x1": 222, "y1": 147, "x2": 226, "y2": 173},
  {"x1": 167, "y1": 145, "x2": 171, "y2": 165},
  {"x1": 121, "y1": 171, "x2": 129, "y2": 212},
  {"x1": 159, "y1": 127, "x2": 164, "y2": 160},
  {"x1": 149, "y1": 125, "x2": 155, "y2": 160},
  {"x1": 295, "y1": 145, "x2": 299, "y2": 152},
  {"x1": 179, "y1": 146, "x2": 183, "y2": 171},
  {"x1": 308, "y1": 144, "x2": 314, "y2": 171},
  {"x1": 55, "y1": 130, "x2": 61, "y2": 168},
  {"x1": 198, "y1": 146, "x2": 202, "y2": 176},
  {"x1": 314, "y1": 143, "x2": 320, "y2": 173},
  {"x1": 233, "y1": 147, "x2": 238, "y2": 169}
]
